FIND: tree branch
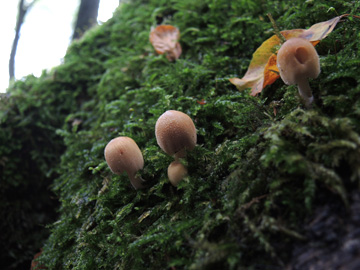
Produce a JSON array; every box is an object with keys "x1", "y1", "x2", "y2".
[{"x1": 9, "y1": 0, "x2": 37, "y2": 81}]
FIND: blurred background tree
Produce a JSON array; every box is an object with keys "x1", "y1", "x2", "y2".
[
  {"x1": 9, "y1": 0, "x2": 101, "y2": 82},
  {"x1": 72, "y1": 0, "x2": 100, "y2": 40},
  {"x1": 9, "y1": 0, "x2": 37, "y2": 81},
  {"x1": 3, "y1": 1, "x2": 102, "y2": 269}
]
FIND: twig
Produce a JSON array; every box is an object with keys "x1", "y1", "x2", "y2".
[
  {"x1": 341, "y1": 14, "x2": 360, "y2": 20},
  {"x1": 267, "y1": 13, "x2": 286, "y2": 44},
  {"x1": 237, "y1": 194, "x2": 268, "y2": 213}
]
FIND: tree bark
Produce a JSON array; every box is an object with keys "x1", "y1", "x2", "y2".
[
  {"x1": 72, "y1": 0, "x2": 100, "y2": 40},
  {"x1": 9, "y1": 0, "x2": 26, "y2": 81},
  {"x1": 9, "y1": 0, "x2": 37, "y2": 81}
]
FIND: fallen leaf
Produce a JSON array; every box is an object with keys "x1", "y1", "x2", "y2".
[
  {"x1": 196, "y1": 99, "x2": 206, "y2": 105},
  {"x1": 149, "y1": 25, "x2": 182, "y2": 61},
  {"x1": 299, "y1": 15, "x2": 344, "y2": 41},
  {"x1": 230, "y1": 15, "x2": 348, "y2": 96},
  {"x1": 31, "y1": 249, "x2": 47, "y2": 270}
]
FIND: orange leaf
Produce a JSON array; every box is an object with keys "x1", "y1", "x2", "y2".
[
  {"x1": 230, "y1": 15, "x2": 347, "y2": 96},
  {"x1": 263, "y1": 54, "x2": 279, "y2": 92},
  {"x1": 31, "y1": 249, "x2": 47, "y2": 270},
  {"x1": 196, "y1": 99, "x2": 206, "y2": 105},
  {"x1": 149, "y1": 25, "x2": 182, "y2": 61}
]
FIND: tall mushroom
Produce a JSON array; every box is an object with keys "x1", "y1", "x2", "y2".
[
  {"x1": 104, "y1": 136, "x2": 146, "y2": 189},
  {"x1": 155, "y1": 110, "x2": 196, "y2": 160},
  {"x1": 277, "y1": 37, "x2": 320, "y2": 108},
  {"x1": 155, "y1": 110, "x2": 196, "y2": 186}
]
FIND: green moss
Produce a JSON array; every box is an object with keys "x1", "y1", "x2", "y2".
[{"x1": 1, "y1": 0, "x2": 360, "y2": 269}]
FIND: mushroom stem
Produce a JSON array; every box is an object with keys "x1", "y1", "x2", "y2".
[
  {"x1": 128, "y1": 174, "x2": 146, "y2": 190},
  {"x1": 174, "y1": 149, "x2": 187, "y2": 161},
  {"x1": 297, "y1": 78, "x2": 314, "y2": 108}
]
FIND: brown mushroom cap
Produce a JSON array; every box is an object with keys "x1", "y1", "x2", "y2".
[
  {"x1": 155, "y1": 110, "x2": 197, "y2": 158},
  {"x1": 277, "y1": 37, "x2": 320, "y2": 85},
  {"x1": 104, "y1": 136, "x2": 145, "y2": 189},
  {"x1": 167, "y1": 161, "x2": 188, "y2": 186}
]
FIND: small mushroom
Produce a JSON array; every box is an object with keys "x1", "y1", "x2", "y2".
[
  {"x1": 155, "y1": 110, "x2": 197, "y2": 160},
  {"x1": 155, "y1": 110, "x2": 196, "y2": 186},
  {"x1": 277, "y1": 37, "x2": 320, "y2": 108},
  {"x1": 167, "y1": 161, "x2": 188, "y2": 187},
  {"x1": 149, "y1": 25, "x2": 182, "y2": 61},
  {"x1": 104, "y1": 136, "x2": 146, "y2": 189}
]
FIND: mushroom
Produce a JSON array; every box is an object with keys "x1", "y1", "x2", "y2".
[
  {"x1": 155, "y1": 110, "x2": 196, "y2": 186},
  {"x1": 155, "y1": 110, "x2": 197, "y2": 160},
  {"x1": 276, "y1": 37, "x2": 320, "y2": 108},
  {"x1": 167, "y1": 161, "x2": 188, "y2": 187},
  {"x1": 104, "y1": 136, "x2": 146, "y2": 189}
]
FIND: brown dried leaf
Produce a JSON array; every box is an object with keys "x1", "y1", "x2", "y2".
[
  {"x1": 149, "y1": 25, "x2": 182, "y2": 61},
  {"x1": 31, "y1": 249, "x2": 47, "y2": 270},
  {"x1": 299, "y1": 15, "x2": 344, "y2": 41}
]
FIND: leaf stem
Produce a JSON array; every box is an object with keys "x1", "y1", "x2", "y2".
[
  {"x1": 342, "y1": 14, "x2": 360, "y2": 20},
  {"x1": 267, "y1": 13, "x2": 286, "y2": 43}
]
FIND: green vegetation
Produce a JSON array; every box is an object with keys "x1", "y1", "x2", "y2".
[{"x1": 1, "y1": 0, "x2": 359, "y2": 269}]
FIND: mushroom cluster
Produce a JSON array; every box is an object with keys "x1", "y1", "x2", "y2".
[
  {"x1": 277, "y1": 37, "x2": 320, "y2": 108},
  {"x1": 155, "y1": 110, "x2": 197, "y2": 186},
  {"x1": 104, "y1": 110, "x2": 196, "y2": 189}
]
